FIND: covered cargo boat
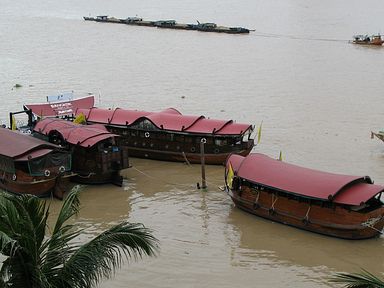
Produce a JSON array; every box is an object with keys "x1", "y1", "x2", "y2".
[
  {"x1": 75, "y1": 107, "x2": 255, "y2": 165},
  {"x1": 33, "y1": 118, "x2": 129, "y2": 186},
  {"x1": 225, "y1": 153, "x2": 384, "y2": 239},
  {"x1": 0, "y1": 128, "x2": 73, "y2": 199}
]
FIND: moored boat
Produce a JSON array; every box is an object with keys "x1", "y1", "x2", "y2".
[
  {"x1": 352, "y1": 34, "x2": 384, "y2": 46},
  {"x1": 74, "y1": 107, "x2": 255, "y2": 165},
  {"x1": 0, "y1": 127, "x2": 73, "y2": 199},
  {"x1": 225, "y1": 153, "x2": 384, "y2": 239},
  {"x1": 33, "y1": 118, "x2": 130, "y2": 186}
]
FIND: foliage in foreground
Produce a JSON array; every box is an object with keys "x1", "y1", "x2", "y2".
[
  {"x1": 331, "y1": 269, "x2": 384, "y2": 288},
  {"x1": 0, "y1": 189, "x2": 159, "y2": 287}
]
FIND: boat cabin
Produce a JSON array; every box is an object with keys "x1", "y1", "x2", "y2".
[{"x1": 33, "y1": 118, "x2": 130, "y2": 186}]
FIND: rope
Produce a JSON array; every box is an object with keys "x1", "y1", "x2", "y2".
[
  {"x1": 361, "y1": 217, "x2": 384, "y2": 234},
  {"x1": 305, "y1": 205, "x2": 311, "y2": 219},
  {"x1": 252, "y1": 31, "x2": 350, "y2": 43},
  {"x1": 131, "y1": 166, "x2": 223, "y2": 191},
  {"x1": 271, "y1": 194, "x2": 278, "y2": 210}
]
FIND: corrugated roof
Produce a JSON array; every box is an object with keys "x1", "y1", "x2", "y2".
[
  {"x1": 33, "y1": 118, "x2": 118, "y2": 148},
  {"x1": 0, "y1": 128, "x2": 57, "y2": 160},
  {"x1": 75, "y1": 107, "x2": 253, "y2": 135},
  {"x1": 227, "y1": 153, "x2": 384, "y2": 206}
]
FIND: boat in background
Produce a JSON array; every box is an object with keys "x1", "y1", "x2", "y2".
[
  {"x1": 371, "y1": 130, "x2": 384, "y2": 142},
  {"x1": 0, "y1": 127, "x2": 73, "y2": 199},
  {"x1": 225, "y1": 153, "x2": 384, "y2": 239},
  {"x1": 352, "y1": 34, "x2": 384, "y2": 46},
  {"x1": 33, "y1": 118, "x2": 130, "y2": 186},
  {"x1": 83, "y1": 15, "x2": 251, "y2": 34},
  {"x1": 75, "y1": 107, "x2": 255, "y2": 165}
]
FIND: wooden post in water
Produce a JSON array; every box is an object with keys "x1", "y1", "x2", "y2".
[{"x1": 200, "y1": 138, "x2": 207, "y2": 189}]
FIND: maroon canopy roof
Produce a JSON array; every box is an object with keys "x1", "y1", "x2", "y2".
[
  {"x1": 24, "y1": 96, "x2": 94, "y2": 117},
  {"x1": 33, "y1": 118, "x2": 118, "y2": 148},
  {"x1": 226, "y1": 153, "x2": 384, "y2": 206},
  {"x1": 0, "y1": 128, "x2": 57, "y2": 160},
  {"x1": 75, "y1": 107, "x2": 253, "y2": 136}
]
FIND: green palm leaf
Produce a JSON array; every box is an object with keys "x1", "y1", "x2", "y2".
[
  {"x1": 331, "y1": 270, "x2": 384, "y2": 288},
  {"x1": 55, "y1": 222, "x2": 159, "y2": 288},
  {"x1": 0, "y1": 188, "x2": 159, "y2": 287}
]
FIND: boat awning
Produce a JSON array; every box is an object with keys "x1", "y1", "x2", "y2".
[
  {"x1": 76, "y1": 107, "x2": 253, "y2": 136},
  {"x1": 0, "y1": 128, "x2": 59, "y2": 160},
  {"x1": 33, "y1": 118, "x2": 118, "y2": 147},
  {"x1": 15, "y1": 148, "x2": 55, "y2": 161},
  {"x1": 24, "y1": 95, "x2": 94, "y2": 117},
  {"x1": 227, "y1": 153, "x2": 384, "y2": 206}
]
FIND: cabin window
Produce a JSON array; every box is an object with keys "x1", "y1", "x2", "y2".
[
  {"x1": 0, "y1": 156, "x2": 15, "y2": 173},
  {"x1": 184, "y1": 136, "x2": 192, "y2": 143},
  {"x1": 175, "y1": 135, "x2": 185, "y2": 142},
  {"x1": 214, "y1": 139, "x2": 227, "y2": 146}
]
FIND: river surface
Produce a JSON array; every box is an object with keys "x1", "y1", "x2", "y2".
[{"x1": 1, "y1": 0, "x2": 384, "y2": 286}]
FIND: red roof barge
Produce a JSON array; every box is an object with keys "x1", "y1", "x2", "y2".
[
  {"x1": 73, "y1": 107, "x2": 255, "y2": 165},
  {"x1": 33, "y1": 118, "x2": 130, "y2": 186},
  {"x1": 225, "y1": 153, "x2": 384, "y2": 239},
  {"x1": 0, "y1": 128, "x2": 74, "y2": 199}
]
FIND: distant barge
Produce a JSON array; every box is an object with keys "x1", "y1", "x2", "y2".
[{"x1": 83, "y1": 15, "x2": 251, "y2": 34}]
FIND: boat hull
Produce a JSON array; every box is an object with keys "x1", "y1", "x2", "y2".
[
  {"x1": 228, "y1": 186, "x2": 384, "y2": 239},
  {"x1": 127, "y1": 144, "x2": 253, "y2": 165},
  {"x1": 0, "y1": 171, "x2": 74, "y2": 199}
]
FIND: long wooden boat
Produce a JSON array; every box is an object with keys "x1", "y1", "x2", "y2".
[
  {"x1": 225, "y1": 153, "x2": 384, "y2": 239},
  {"x1": 33, "y1": 118, "x2": 130, "y2": 186},
  {"x1": 74, "y1": 107, "x2": 255, "y2": 165},
  {"x1": 0, "y1": 127, "x2": 74, "y2": 199},
  {"x1": 83, "y1": 15, "x2": 250, "y2": 34},
  {"x1": 352, "y1": 34, "x2": 384, "y2": 46}
]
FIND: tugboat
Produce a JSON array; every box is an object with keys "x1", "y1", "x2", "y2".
[{"x1": 352, "y1": 34, "x2": 384, "y2": 46}]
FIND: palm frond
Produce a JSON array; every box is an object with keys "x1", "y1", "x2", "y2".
[
  {"x1": 331, "y1": 269, "x2": 384, "y2": 288},
  {"x1": 41, "y1": 188, "x2": 82, "y2": 281},
  {"x1": 52, "y1": 187, "x2": 80, "y2": 235},
  {"x1": 55, "y1": 222, "x2": 159, "y2": 288}
]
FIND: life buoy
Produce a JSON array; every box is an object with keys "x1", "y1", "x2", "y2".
[
  {"x1": 201, "y1": 138, "x2": 207, "y2": 144},
  {"x1": 44, "y1": 170, "x2": 50, "y2": 177},
  {"x1": 12, "y1": 174, "x2": 17, "y2": 181},
  {"x1": 214, "y1": 148, "x2": 219, "y2": 154},
  {"x1": 59, "y1": 166, "x2": 66, "y2": 173},
  {"x1": 190, "y1": 147, "x2": 196, "y2": 153},
  {"x1": 145, "y1": 132, "x2": 150, "y2": 138}
]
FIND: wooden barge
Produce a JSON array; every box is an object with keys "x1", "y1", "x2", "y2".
[
  {"x1": 73, "y1": 107, "x2": 255, "y2": 165},
  {"x1": 225, "y1": 153, "x2": 384, "y2": 239},
  {"x1": 33, "y1": 118, "x2": 130, "y2": 186},
  {"x1": 0, "y1": 128, "x2": 73, "y2": 199},
  {"x1": 83, "y1": 15, "x2": 250, "y2": 34}
]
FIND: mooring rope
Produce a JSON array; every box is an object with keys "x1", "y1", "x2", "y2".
[
  {"x1": 130, "y1": 166, "x2": 223, "y2": 190},
  {"x1": 361, "y1": 217, "x2": 384, "y2": 234}
]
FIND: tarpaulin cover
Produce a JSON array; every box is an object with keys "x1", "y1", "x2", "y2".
[
  {"x1": 0, "y1": 127, "x2": 57, "y2": 160},
  {"x1": 34, "y1": 118, "x2": 118, "y2": 147},
  {"x1": 25, "y1": 95, "x2": 94, "y2": 117},
  {"x1": 75, "y1": 107, "x2": 253, "y2": 135},
  {"x1": 226, "y1": 153, "x2": 384, "y2": 205}
]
